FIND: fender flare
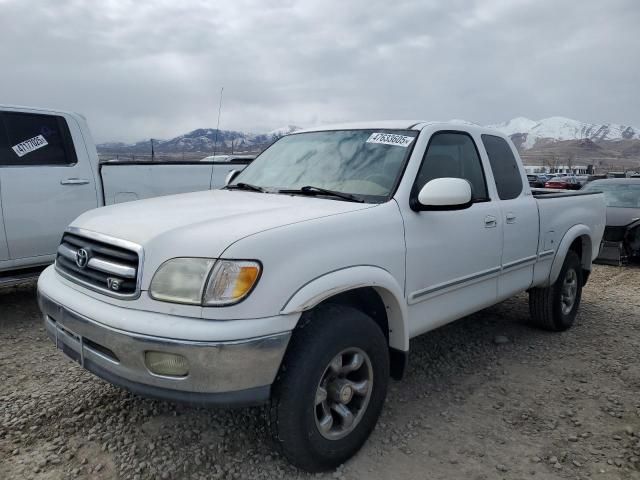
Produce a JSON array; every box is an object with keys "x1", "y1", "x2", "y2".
[
  {"x1": 280, "y1": 266, "x2": 409, "y2": 351},
  {"x1": 548, "y1": 224, "x2": 593, "y2": 285}
]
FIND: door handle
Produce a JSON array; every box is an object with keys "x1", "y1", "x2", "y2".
[
  {"x1": 506, "y1": 213, "x2": 517, "y2": 224},
  {"x1": 484, "y1": 215, "x2": 497, "y2": 228},
  {"x1": 60, "y1": 178, "x2": 90, "y2": 186}
]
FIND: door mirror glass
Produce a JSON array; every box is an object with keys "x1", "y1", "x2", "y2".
[
  {"x1": 417, "y1": 178, "x2": 472, "y2": 210},
  {"x1": 225, "y1": 169, "x2": 240, "y2": 186}
]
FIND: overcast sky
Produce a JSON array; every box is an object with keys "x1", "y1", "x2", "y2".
[{"x1": 0, "y1": 0, "x2": 638, "y2": 143}]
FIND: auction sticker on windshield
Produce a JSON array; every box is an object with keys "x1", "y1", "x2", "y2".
[
  {"x1": 366, "y1": 132, "x2": 415, "y2": 147},
  {"x1": 12, "y1": 135, "x2": 48, "y2": 157}
]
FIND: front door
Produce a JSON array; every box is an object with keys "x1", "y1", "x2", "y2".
[
  {"x1": 403, "y1": 131, "x2": 502, "y2": 337},
  {"x1": 0, "y1": 111, "x2": 99, "y2": 263}
]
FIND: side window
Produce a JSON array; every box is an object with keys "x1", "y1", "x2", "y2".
[
  {"x1": 0, "y1": 118, "x2": 8, "y2": 163},
  {"x1": 481, "y1": 134, "x2": 523, "y2": 200},
  {"x1": 0, "y1": 112, "x2": 77, "y2": 167},
  {"x1": 414, "y1": 131, "x2": 488, "y2": 201}
]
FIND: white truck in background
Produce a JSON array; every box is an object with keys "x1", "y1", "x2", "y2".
[
  {"x1": 37, "y1": 120, "x2": 605, "y2": 471},
  {"x1": 0, "y1": 105, "x2": 252, "y2": 287}
]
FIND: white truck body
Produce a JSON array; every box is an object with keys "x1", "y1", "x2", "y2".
[
  {"x1": 0, "y1": 105, "x2": 251, "y2": 283},
  {"x1": 37, "y1": 120, "x2": 606, "y2": 470}
]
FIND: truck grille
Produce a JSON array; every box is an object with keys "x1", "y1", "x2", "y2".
[{"x1": 55, "y1": 232, "x2": 141, "y2": 298}]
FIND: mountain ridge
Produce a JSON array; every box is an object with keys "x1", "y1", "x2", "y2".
[
  {"x1": 487, "y1": 116, "x2": 640, "y2": 150},
  {"x1": 97, "y1": 118, "x2": 640, "y2": 166}
]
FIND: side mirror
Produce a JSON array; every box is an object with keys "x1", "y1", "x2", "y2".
[
  {"x1": 413, "y1": 177, "x2": 472, "y2": 211},
  {"x1": 225, "y1": 169, "x2": 240, "y2": 186}
]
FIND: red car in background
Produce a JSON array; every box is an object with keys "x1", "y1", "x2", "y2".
[{"x1": 544, "y1": 176, "x2": 581, "y2": 190}]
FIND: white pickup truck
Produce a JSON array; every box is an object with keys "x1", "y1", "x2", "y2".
[
  {"x1": 37, "y1": 121, "x2": 605, "y2": 472},
  {"x1": 0, "y1": 105, "x2": 251, "y2": 287}
]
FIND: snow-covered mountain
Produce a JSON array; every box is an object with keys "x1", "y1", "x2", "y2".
[
  {"x1": 487, "y1": 116, "x2": 640, "y2": 149},
  {"x1": 268, "y1": 125, "x2": 303, "y2": 137},
  {"x1": 98, "y1": 126, "x2": 303, "y2": 154},
  {"x1": 99, "y1": 117, "x2": 640, "y2": 156}
]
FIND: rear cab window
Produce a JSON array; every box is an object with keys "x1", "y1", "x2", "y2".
[
  {"x1": 481, "y1": 134, "x2": 523, "y2": 200},
  {"x1": 0, "y1": 111, "x2": 77, "y2": 167}
]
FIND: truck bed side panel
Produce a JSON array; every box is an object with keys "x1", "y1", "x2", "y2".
[
  {"x1": 533, "y1": 192, "x2": 605, "y2": 286},
  {"x1": 101, "y1": 164, "x2": 214, "y2": 205}
]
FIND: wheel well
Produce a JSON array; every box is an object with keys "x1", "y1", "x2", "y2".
[
  {"x1": 319, "y1": 287, "x2": 388, "y2": 340},
  {"x1": 569, "y1": 235, "x2": 592, "y2": 285},
  {"x1": 318, "y1": 287, "x2": 407, "y2": 380}
]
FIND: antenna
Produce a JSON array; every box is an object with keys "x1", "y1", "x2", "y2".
[{"x1": 213, "y1": 87, "x2": 224, "y2": 157}]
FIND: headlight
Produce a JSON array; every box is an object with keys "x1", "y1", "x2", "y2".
[
  {"x1": 149, "y1": 258, "x2": 261, "y2": 306},
  {"x1": 203, "y1": 260, "x2": 261, "y2": 306},
  {"x1": 149, "y1": 258, "x2": 215, "y2": 304}
]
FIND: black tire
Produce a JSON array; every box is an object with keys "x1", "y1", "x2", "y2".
[
  {"x1": 529, "y1": 250, "x2": 583, "y2": 331},
  {"x1": 268, "y1": 303, "x2": 389, "y2": 472}
]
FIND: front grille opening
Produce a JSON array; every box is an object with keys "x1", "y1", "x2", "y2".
[
  {"x1": 83, "y1": 337, "x2": 120, "y2": 363},
  {"x1": 55, "y1": 232, "x2": 139, "y2": 297}
]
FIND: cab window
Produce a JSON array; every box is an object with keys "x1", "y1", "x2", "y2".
[
  {"x1": 481, "y1": 134, "x2": 523, "y2": 200},
  {"x1": 0, "y1": 112, "x2": 77, "y2": 167},
  {"x1": 414, "y1": 131, "x2": 488, "y2": 201}
]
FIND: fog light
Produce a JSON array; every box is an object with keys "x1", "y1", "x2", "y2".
[{"x1": 145, "y1": 351, "x2": 189, "y2": 377}]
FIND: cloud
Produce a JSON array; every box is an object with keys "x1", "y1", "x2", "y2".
[{"x1": 0, "y1": 0, "x2": 638, "y2": 142}]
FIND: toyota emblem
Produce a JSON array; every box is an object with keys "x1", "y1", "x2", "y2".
[{"x1": 75, "y1": 248, "x2": 89, "y2": 269}]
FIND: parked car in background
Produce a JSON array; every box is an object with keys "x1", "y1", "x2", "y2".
[
  {"x1": 575, "y1": 175, "x2": 589, "y2": 187},
  {"x1": 0, "y1": 104, "x2": 252, "y2": 287},
  {"x1": 527, "y1": 174, "x2": 548, "y2": 188},
  {"x1": 544, "y1": 176, "x2": 581, "y2": 190},
  {"x1": 582, "y1": 179, "x2": 640, "y2": 265},
  {"x1": 587, "y1": 174, "x2": 608, "y2": 183},
  {"x1": 38, "y1": 120, "x2": 605, "y2": 471}
]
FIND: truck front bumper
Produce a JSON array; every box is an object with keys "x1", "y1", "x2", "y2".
[{"x1": 37, "y1": 280, "x2": 291, "y2": 407}]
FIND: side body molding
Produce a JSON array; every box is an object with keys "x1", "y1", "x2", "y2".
[
  {"x1": 280, "y1": 266, "x2": 409, "y2": 351},
  {"x1": 548, "y1": 224, "x2": 594, "y2": 286}
]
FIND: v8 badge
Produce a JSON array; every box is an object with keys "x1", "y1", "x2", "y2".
[{"x1": 107, "y1": 278, "x2": 121, "y2": 292}]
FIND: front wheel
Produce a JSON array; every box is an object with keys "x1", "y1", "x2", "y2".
[
  {"x1": 529, "y1": 250, "x2": 583, "y2": 331},
  {"x1": 268, "y1": 304, "x2": 389, "y2": 472}
]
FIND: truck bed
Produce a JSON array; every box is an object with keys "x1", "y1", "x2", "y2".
[{"x1": 533, "y1": 189, "x2": 606, "y2": 283}]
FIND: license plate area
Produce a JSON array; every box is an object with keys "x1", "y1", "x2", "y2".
[{"x1": 55, "y1": 322, "x2": 84, "y2": 366}]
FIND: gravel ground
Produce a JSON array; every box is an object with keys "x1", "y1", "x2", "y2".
[{"x1": 1, "y1": 265, "x2": 639, "y2": 480}]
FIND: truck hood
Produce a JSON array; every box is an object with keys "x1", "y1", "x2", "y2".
[{"x1": 71, "y1": 189, "x2": 373, "y2": 264}]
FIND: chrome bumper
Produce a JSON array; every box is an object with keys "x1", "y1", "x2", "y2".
[{"x1": 38, "y1": 293, "x2": 291, "y2": 406}]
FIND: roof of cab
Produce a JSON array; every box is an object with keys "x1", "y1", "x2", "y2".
[
  {"x1": 0, "y1": 104, "x2": 87, "y2": 122},
  {"x1": 296, "y1": 120, "x2": 503, "y2": 136}
]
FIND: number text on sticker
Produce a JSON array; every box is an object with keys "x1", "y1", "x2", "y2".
[
  {"x1": 12, "y1": 135, "x2": 49, "y2": 158},
  {"x1": 366, "y1": 133, "x2": 415, "y2": 148}
]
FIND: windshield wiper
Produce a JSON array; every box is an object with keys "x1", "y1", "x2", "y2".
[
  {"x1": 278, "y1": 185, "x2": 364, "y2": 203},
  {"x1": 225, "y1": 182, "x2": 265, "y2": 193}
]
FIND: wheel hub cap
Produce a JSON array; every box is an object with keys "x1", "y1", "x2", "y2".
[
  {"x1": 329, "y1": 379, "x2": 354, "y2": 404},
  {"x1": 314, "y1": 348, "x2": 373, "y2": 440}
]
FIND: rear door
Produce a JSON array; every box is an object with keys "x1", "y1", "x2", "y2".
[
  {"x1": 0, "y1": 110, "x2": 99, "y2": 263},
  {"x1": 0, "y1": 124, "x2": 9, "y2": 262},
  {"x1": 481, "y1": 134, "x2": 539, "y2": 300}
]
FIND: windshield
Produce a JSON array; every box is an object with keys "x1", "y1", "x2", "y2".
[
  {"x1": 230, "y1": 129, "x2": 419, "y2": 203},
  {"x1": 583, "y1": 183, "x2": 640, "y2": 208}
]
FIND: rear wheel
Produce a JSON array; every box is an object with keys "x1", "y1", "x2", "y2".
[
  {"x1": 529, "y1": 250, "x2": 583, "y2": 331},
  {"x1": 268, "y1": 304, "x2": 389, "y2": 472}
]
